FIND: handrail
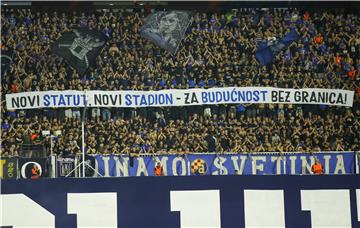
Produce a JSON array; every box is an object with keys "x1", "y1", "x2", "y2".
[
  {"x1": 19, "y1": 143, "x2": 46, "y2": 158},
  {"x1": 1, "y1": 151, "x2": 355, "y2": 159},
  {"x1": 20, "y1": 143, "x2": 44, "y2": 150}
]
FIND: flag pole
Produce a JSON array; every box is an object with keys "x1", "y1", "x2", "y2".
[
  {"x1": 82, "y1": 114, "x2": 85, "y2": 177},
  {"x1": 81, "y1": 91, "x2": 87, "y2": 177}
]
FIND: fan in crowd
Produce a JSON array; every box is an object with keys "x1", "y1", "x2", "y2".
[{"x1": 1, "y1": 8, "x2": 359, "y2": 157}]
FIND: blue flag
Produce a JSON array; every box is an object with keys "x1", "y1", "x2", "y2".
[{"x1": 256, "y1": 29, "x2": 299, "y2": 66}]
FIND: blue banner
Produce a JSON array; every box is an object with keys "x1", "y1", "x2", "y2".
[
  {"x1": 93, "y1": 152, "x2": 355, "y2": 177},
  {"x1": 256, "y1": 28, "x2": 299, "y2": 65}
]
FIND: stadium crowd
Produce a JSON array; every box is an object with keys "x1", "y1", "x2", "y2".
[{"x1": 1, "y1": 7, "x2": 360, "y2": 157}]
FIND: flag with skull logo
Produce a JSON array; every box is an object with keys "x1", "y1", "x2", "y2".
[
  {"x1": 52, "y1": 28, "x2": 107, "y2": 75},
  {"x1": 141, "y1": 11, "x2": 192, "y2": 55}
]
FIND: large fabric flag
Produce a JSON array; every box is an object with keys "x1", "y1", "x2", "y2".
[
  {"x1": 140, "y1": 11, "x2": 192, "y2": 55},
  {"x1": 52, "y1": 28, "x2": 107, "y2": 75},
  {"x1": 256, "y1": 28, "x2": 299, "y2": 66}
]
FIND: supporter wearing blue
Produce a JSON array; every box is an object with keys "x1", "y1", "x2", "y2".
[{"x1": 0, "y1": 8, "x2": 359, "y2": 157}]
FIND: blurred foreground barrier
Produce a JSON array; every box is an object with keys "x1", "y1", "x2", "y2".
[{"x1": 1, "y1": 175, "x2": 360, "y2": 227}]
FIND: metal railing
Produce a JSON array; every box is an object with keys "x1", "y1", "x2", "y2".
[{"x1": 20, "y1": 144, "x2": 46, "y2": 158}]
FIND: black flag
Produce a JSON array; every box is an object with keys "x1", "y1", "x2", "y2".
[
  {"x1": 52, "y1": 28, "x2": 107, "y2": 75},
  {"x1": 141, "y1": 11, "x2": 192, "y2": 55},
  {"x1": 256, "y1": 28, "x2": 299, "y2": 66}
]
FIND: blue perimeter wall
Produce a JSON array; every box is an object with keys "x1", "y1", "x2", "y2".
[{"x1": 1, "y1": 175, "x2": 360, "y2": 227}]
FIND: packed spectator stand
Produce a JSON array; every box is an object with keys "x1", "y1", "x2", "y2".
[{"x1": 1, "y1": 6, "x2": 360, "y2": 158}]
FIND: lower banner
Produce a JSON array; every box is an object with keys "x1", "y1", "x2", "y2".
[
  {"x1": 92, "y1": 152, "x2": 355, "y2": 177},
  {"x1": 0, "y1": 157, "x2": 18, "y2": 179},
  {"x1": 18, "y1": 158, "x2": 50, "y2": 179}
]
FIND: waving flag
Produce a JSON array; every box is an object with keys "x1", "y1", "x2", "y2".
[
  {"x1": 256, "y1": 28, "x2": 299, "y2": 66},
  {"x1": 52, "y1": 28, "x2": 107, "y2": 75},
  {"x1": 141, "y1": 11, "x2": 192, "y2": 55}
]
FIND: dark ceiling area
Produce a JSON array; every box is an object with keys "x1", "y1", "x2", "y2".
[{"x1": 1, "y1": 1, "x2": 360, "y2": 12}]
